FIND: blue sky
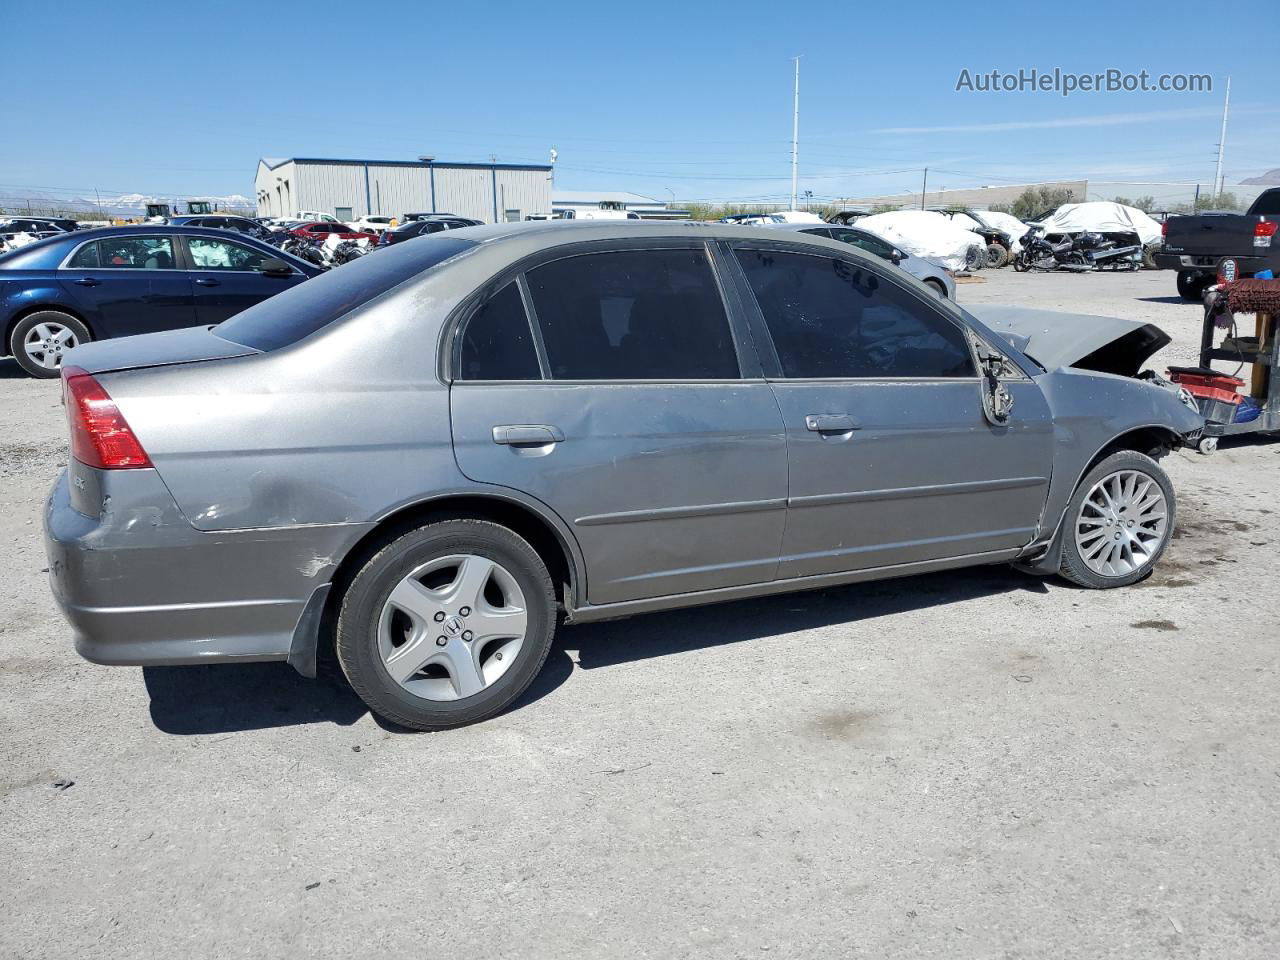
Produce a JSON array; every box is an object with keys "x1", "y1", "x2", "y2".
[{"x1": 2, "y1": 0, "x2": 1276, "y2": 206}]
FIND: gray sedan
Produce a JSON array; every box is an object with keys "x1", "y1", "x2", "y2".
[
  {"x1": 44, "y1": 221, "x2": 1203, "y2": 730},
  {"x1": 759, "y1": 221, "x2": 956, "y2": 298}
]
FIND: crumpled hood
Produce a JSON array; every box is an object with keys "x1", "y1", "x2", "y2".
[{"x1": 966, "y1": 306, "x2": 1171, "y2": 376}]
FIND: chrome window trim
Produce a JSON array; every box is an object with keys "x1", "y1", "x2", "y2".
[{"x1": 58, "y1": 235, "x2": 184, "y2": 271}]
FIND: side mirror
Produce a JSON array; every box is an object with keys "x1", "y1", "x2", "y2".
[
  {"x1": 979, "y1": 353, "x2": 1015, "y2": 424},
  {"x1": 891, "y1": 250, "x2": 906, "y2": 264},
  {"x1": 257, "y1": 257, "x2": 294, "y2": 278}
]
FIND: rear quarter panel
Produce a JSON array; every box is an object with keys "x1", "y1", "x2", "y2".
[
  {"x1": 1, "y1": 273, "x2": 91, "y2": 339},
  {"x1": 101, "y1": 274, "x2": 469, "y2": 532}
]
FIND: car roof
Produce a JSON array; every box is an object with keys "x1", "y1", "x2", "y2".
[{"x1": 753, "y1": 222, "x2": 830, "y2": 232}]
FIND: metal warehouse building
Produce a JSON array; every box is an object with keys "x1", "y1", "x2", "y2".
[{"x1": 255, "y1": 156, "x2": 553, "y2": 224}]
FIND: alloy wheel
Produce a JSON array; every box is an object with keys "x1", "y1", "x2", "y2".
[
  {"x1": 1074, "y1": 469, "x2": 1169, "y2": 577},
  {"x1": 377, "y1": 554, "x2": 528, "y2": 701},
  {"x1": 23, "y1": 321, "x2": 78, "y2": 370}
]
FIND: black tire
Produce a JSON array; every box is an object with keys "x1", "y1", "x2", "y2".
[
  {"x1": 1057, "y1": 450, "x2": 1176, "y2": 589},
  {"x1": 8, "y1": 310, "x2": 91, "y2": 378},
  {"x1": 986, "y1": 243, "x2": 1008, "y2": 269},
  {"x1": 923, "y1": 277, "x2": 948, "y2": 298},
  {"x1": 1142, "y1": 245, "x2": 1159, "y2": 270},
  {"x1": 1012, "y1": 252, "x2": 1030, "y2": 273},
  {"x1": 336, "y1": 519, "x2": 557, "y2": 730},
  {"x1": 1176, "y1": 270, "x2": 1208, "y2": 302},
  {"x1": 963, "y1": 245, "x2": 983, "y2": 272}
]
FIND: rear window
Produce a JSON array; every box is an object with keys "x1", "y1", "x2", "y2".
[
  {"x1": 215, "y1": 235, "x2": 475, "y2": 351},
  {"x1": 1250, "y1": 191, "x2": 1280, "y2": 216}
]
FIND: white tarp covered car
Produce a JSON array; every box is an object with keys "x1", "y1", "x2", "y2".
[
  {"x1": 1035, "y1": 202, "x2": 1163, "y2": 247},
  {"x1": 853, "y1": 210, "x2": 985, "y2": 272}
]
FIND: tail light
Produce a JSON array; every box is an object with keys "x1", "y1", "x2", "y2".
[
  {"x1": 1161, "y1": 220, "x2": 1168, "y2": 237},
  {"x1": 61, "y1": 366, "x2": 152, "y2": 469},
  {"x1": 1255, "y1": 220, "x2": 1277, "y2": 248}
]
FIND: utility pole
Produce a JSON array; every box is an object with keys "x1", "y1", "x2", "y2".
[
  {"x1": 1213, "y1": 76, "x2": 1231, "y2": 200},
  {"x1": 920, "y1": 168, "x2": 928, "y2": 209},
  {"x1": 790, "y1": 56, "x2": 800, "y2": 211}
]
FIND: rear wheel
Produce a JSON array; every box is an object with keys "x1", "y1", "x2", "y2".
[
  {"x1": 1058, "y1": 451, "x2": 1175, "y2": 589},
  {"x1": 8, "y1": 311, "x2": 90, "y2": 378},
  {"x1": 336, "y1": 519, "x2": 557, "y2": 730},
  {"x1": 986, "y1": 243, "x2": 1008, "y2": 268}
]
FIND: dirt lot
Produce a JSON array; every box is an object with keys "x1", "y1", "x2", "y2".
[{"x1": 2, "y1": 268, "x2": 1278, "y2": 959}]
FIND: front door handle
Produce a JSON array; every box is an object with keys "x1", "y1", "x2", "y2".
[
  {"x1": 73, "y1": 277, "x2": 100, "y2": 287},
  {"x1": 194, "y1": 278, "x2": 220, "y2": 287},
  {"x1": 492, "y1": 424, "x2": 564, "y2": 445},
  {"x1": 805, "y1": 414, "x2": 860, "y2": 433}
]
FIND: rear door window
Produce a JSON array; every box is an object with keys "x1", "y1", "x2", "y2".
[
  {"x1": 458, "y1": 282, "x2": 540, "y2": 380},
  {"x1": 95, "y1": 236, "x2": 177, "y2": 269},
  {"x1": 734, "y1": 248, "x2": 973, "y2": 379},
  {"x1": 525, "y1": 248, "x2": 739, "y2": 380}
]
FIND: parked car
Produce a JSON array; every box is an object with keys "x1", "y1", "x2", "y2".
[
  {"x1": 762, "y1": 222, "x2": 956, "y2": 298},
  {"x1": 1, "y1": 216, "x2": 78, "y2": 234},
  {"x1": 932, "y1": 209, "x2": 1015, "y2": 268},
  {"x1": 1155, "y1": 187, "x2": 1280, "y2": 300},
  {"x1": 44, "y1": 221, "x2": 1204, "y2": 730},
  {"x1": 1, "y1": 217, "x2": 68, "y2": 245},
  {"x1": 379, "y1": 215, "x2": 482, "y2": 246},
  {"x1": 352, "y1": 215, "x2": 396, "y2": 234},
  {"x1": 289, "y1": 221, "x2": 378, "y2": 244},
  {"x1": 0, "y1": 225, "x2": 321, "y2": 377},
  {"x1": 167, "y1": 214, "x2": 279, "y2": 243}
]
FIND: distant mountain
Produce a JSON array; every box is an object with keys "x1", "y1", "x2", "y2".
[
  {"x1": 0, "y1": 188, "x2": 254, "y2": 219},
  {"x1": 1240, "y1": 169, "x2": 1280, "y2": 186}
]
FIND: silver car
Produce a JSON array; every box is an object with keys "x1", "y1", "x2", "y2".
[
  {"x1": 760, "y1": 221, "x2": 956, "y2": 298},
  {"x1": 44, "y1": 221, "x2": 1204, "y2": 730}
]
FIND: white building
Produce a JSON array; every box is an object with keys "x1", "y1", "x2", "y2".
[{"x1": 255, "y1": 157, "x2": 553, "y2": 224}]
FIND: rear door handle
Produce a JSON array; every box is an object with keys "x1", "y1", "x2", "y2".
[
  {"x1": 72, "y1": 277, "x2": 100, "y2": 286},
  {"x1": 805, "y1": 414, "x2": 860, "y2": 433},
  {"x1": 492, "y1": 424, "x2": 564, "y2": 445},
  {"x1": 194, "y1": 278, "x2": 220, "y2": 287}
]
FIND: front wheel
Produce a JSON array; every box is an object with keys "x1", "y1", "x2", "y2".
[
  {"x1": 986, "y1": 243, "x2": 1008, "y2": 268},
  {"x1": 8, "y1": 311, "x2": 91, "y2": 378},
  {"x1": 1058, "y1": 451, "x2": 1175, "y2": 589},
  {"x1": 1012, "y1": 253, "x2": 1030, "y2": 273},
  {"x1": 336, "y1": 519, "x2": 557, "y2": 730}
]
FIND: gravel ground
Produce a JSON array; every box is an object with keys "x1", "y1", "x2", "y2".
[{"x1": 2, "y1": 268, "x2": 1277, "y2": 959}]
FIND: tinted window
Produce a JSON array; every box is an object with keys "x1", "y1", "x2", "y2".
[
  {"x1": 734, "y1": 248, "x2": 972, "y2": 379},
  {"x1": 832, "y1": 229, "x2": 893, "y2": 260},
  {"x1": 188, "y1": 236, "x2": 275, "y2": 272},
  {"x1": 526, "y1": 248, "x2": 738, "y2": 380},
  {"x1": 459, "y1": 282, "x2": 540, "y2": 380},
  {"x1": 96, "y1": 236, "x2": 176, "y2": 269},
  {"x1": 215, "y1": 235, "x2": 475, "y2": 351},
  {"x1": 1251, "y1": 191, "x2": 1280, "y2": 216},
  {"x1": 66, "y1": 241, "x2": 100, "y2": 268}
]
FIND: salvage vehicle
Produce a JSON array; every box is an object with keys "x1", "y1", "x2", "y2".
[
  {"x1": 380, "y1": 215, "x2": 483, "y2": 245},
  {"x1": 288, "y1": 221, "x2": 379, "y2": 244},
  {"x1": 44, "y1": 221, "x2": 1204, "y2": 731},
  {"x1": 933, "y1": 208, "x2": 1015, "y2": 268},
  {"x1": 352, "y1": 215, "x2": 396, "y2": 235},
  {"x1": 0, "y1": 225, "x2": 322, "y2": 377},
  {"x1": 167, "y1": 214, "x2": 279, "y2": 244},
  {"x1": 761, "y1": 221, "x2": 955, "y2": 297},
  {"x1": 1155, "y1": 188, "x2": 1280, "y2": 301}
]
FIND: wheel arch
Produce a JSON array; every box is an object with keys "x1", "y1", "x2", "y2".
[
  {"x1": 4, "y1": 301, "x2": 94, "y2": 351},
  {"x1": 1018, "y1": 424, "x2": 1181, "y2": 575},
  {"x1": 290, "y1": 491, "x2": 585, "y2": 679}
]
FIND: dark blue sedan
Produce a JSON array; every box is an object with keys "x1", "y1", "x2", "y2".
[{"x1": 0, "y1": 225, "x2": 321, "y2": 377}]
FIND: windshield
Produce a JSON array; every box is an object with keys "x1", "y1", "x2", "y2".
[{"x1": 215, "y1": 235, "x2": 475, "y2": 351}]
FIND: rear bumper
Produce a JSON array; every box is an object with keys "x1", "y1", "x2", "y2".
[
  {"x1": 43, "y1": 465, "x2": 369, "y2": 669},
  {"x1": 1153, "y1": 252, "x2": 1271, "y2": 273}
]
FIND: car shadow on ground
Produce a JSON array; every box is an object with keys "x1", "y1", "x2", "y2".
[
  {"x1": 1136, "y1": 296, "x2": 1195, "y2": 305},
  {"x1": 143, "y1": 564, "x2": 1047, "y2": 736},
  {"x1": 0, "y1": 357, "x2": 31, "y2": 379}
]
